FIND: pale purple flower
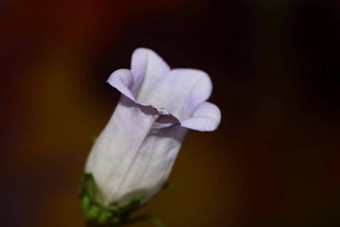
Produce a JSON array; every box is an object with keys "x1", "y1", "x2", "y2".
[{"x1": 85, "y1": 48, "x2": 221, "y2": 206}]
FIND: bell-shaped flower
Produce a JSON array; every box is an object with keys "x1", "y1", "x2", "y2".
[{"x1": 85, "y1": 48, "x2": 221, "y2": 206}]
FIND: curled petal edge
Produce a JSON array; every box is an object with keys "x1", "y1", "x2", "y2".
[
  {"x1": 180, "y1": 102, "x2": 221, "y2": 131},
  {"x1": 107, "y1": 69, "x2": 220, "y2": 131}
]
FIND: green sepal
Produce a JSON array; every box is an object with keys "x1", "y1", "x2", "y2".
[{"x1": 79, "y1": 173, "x2": 145, "y2": 226}]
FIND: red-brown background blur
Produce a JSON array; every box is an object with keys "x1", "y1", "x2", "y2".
[{"x1": 0, "y1": 0, "x2": 339, "y2": 226}]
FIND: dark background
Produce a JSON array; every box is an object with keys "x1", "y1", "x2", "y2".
[{"x1": 0, "y1": 0, "x2": 339, "y2": 226}]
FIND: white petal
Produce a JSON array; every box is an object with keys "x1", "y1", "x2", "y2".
[
  {"x1": 85, "y1": 96, "x2": 186, "y2": 206},
  {"x1": 130, "y1": 48, "x2": 171, "y2": 97},
  {"x1": 107, "y1": 69, "x2": 135, "y2": 101},
  {"x1": 136, "y1": 68, "x2": 212, "y2": 120},
  {"x1": 85, "y1": 48, "x2": 221, "y2": 207},
  {"x1": 180, "y1": 102, "x2": 221, "y2": 131}
]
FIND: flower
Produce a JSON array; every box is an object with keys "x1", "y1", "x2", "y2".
[{"x1": 85, "y1": 48, "x2": 221, "y2": 206}]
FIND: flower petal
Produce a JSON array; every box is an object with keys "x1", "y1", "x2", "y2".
[
  {"x1": 85, "y1": 96, "x2": 185, "y2": 206},
  {"x1": 137, "y1": 68, "x2": 212, "y2": 120},
  {"x1": 130, "y1": 48, "x2": 171, "y2": 97},
  {"x1": 107, "y1": 69, "x2": 135, "y2": 101},
  {"x1": 85, "y1": 48, "x2": 221, "y2": 207},
  {"x1": 180, "y1": 102, "x2": 221, "y2": 131}
]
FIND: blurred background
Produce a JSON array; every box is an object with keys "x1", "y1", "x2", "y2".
[{"x1": 0, "y1": 0, "x2": 339, "y2": 226}]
